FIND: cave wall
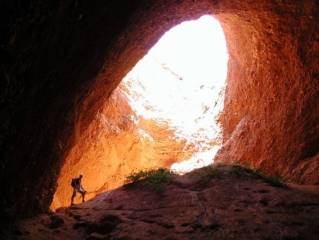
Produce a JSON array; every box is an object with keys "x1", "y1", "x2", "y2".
[
  {"x1": 0, "y1": 0, "x2": 318, "y2": 219},
  {"x1": 0, "y1": 0, "x2": 143, "y2": 219},
  {"x1": 215, "y1": 1, "x2": 319, "y2": 184}
]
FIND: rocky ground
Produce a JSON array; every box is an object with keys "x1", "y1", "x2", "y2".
[{"x1": 10, "y1": 165, "x2": 319, "y2": 240}]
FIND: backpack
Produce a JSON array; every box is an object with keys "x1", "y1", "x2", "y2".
[{"x1": 71, "y1": 178, "x2": 76, "y2": 187}]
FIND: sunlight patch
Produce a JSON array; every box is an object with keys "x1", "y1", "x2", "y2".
[{"x1": 121, "y1": 15, "x2": 228, "y2": 174}]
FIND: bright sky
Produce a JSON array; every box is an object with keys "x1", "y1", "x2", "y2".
[{"x1": 121, "y1": 15, "x2": 228, "y2": 174}]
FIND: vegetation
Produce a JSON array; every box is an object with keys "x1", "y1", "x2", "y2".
[
  {"x1": 231, "y1": 164, "x2": 286, "y2": 188},
  {"x1": 199, "y1": 165, "x2": 220, "y2": 181},
  {"x1": 126, "y1": 168, "x2": 172, "y2": 192},
  {"x1": 125, "y1": 164, "x2": 286, "y2": 192},
  {"x1": 187, "y1": 165, "x2": 221, "y2": 187}
]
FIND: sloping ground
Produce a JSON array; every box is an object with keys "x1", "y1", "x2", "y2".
[{"x1": 14, "y1": 165, "x2": 319, "y2": 240}]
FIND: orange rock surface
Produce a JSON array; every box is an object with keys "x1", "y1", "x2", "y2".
[{"x1": 51, "y1": 87, "x2": 192, "y2": 209}]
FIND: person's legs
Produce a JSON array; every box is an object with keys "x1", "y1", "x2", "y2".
[
  {"x1": 79, "y1": 189, "x2": 86, "y2": 203},
  {"x1": 78, "y1": 186, "x2": 86, "y2": 203},
  {"x1": 71, "y1": 189, "x2": 76, "y2": 206},
  {"x1": 81, "y1": 192, "x2": 85, "y2": 202}
]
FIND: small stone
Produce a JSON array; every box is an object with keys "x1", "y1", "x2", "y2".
[
  {"x1": 48, "y1": 215, "x2": 64, "y2": 229},
  {"x1": 175, "y1": 225, "x2": 194, "y2": 233},
  {"x1": 86, "y1": 232, "x2": 107, "y2": 240}
]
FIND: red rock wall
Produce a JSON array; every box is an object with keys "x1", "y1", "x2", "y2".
[{"x1": 215, "y1": 1, "x2": 319, "y2": 184}]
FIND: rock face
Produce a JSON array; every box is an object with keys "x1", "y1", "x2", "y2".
[
  {"x1": 17, "y1": 166, "x2": 319, "y2": 240},
  {"x1": 215, "y1": 0, "x2": 319, "y2": 185},
  {"x1": 0, "y1": 0, "x2": 318, "y2": 219}
]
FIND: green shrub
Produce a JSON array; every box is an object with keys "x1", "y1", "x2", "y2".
[
  {"x1": 126, "y1": 170, "x2": 149, "y2": 183},
  {"x1": 262, "y1": 175, "x2": 285, "y2": 188},
  {"x1": 231, "y1": 164, "x2": 286, "y2": 188},
  {"x1": 126, "y1": 168, "x2": 172, "y2": 191},
  {"x1": 188, "y1": 165, "x2": 221, "y2": 187}
]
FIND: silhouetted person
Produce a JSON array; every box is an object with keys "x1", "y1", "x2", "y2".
[{"x1": 71, "y1": 174, "x2": 86, "y2": 206}]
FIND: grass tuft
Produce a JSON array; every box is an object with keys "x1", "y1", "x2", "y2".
[
  {"x1": 187, "y1": 165, "x2": 221, "y2": 187},
  {"x1": 231, "y1": 164, "x2": 286, "y2": 188},
  {"x1": 126, "y1": 168, "x2": 172, "y2": 192}
]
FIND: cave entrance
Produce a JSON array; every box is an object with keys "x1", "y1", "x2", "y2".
[
  {"x1": 120, "y1": 15, "x2": 228, "y2": 174},
  {"x1": 51, "y1": 15, "x2": 228, "y2": 210}
]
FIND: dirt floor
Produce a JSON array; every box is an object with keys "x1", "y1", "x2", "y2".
[{"x1": 12, "y1": 165, "x2": 319, "y2": 240}]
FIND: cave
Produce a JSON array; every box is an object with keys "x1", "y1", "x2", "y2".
[
  {"x1": 1, "y1": 0, "x2": 318, "y2": 228},
  {"x1": 50, "y1": 14, "x2": 229, "y2": 209}
]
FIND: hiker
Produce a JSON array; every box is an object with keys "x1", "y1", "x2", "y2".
[{"x1": 71, "y1": 174, "x2": 87, "y2": 206}]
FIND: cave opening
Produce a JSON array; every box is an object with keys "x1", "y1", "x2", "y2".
[
  {"x1": 120, "y1": 15, "x2": 229, "y2": 174},
  {"x1": 51, "y1": 15, "x2": 228, "y2": 210}
]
